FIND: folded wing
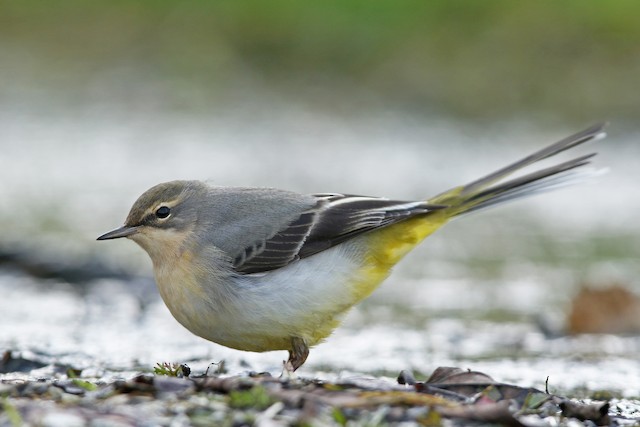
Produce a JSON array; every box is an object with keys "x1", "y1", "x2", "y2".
[{"x1": 233, "y1": 194, "x2": 444, "y2": 274}]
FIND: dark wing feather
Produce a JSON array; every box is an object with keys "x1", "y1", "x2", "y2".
[
  {"x1": 232, "y1": 211, "x2": 317, "y2": 273},
  {"x1": 233, "y1": 193, "x2": 445, "y2": 274}
]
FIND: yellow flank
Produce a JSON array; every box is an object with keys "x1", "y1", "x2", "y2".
[
  {"x1": 350, "y1": 183, "x2": 473, "y2": 300},
  {"x1": 308, "y1": 318, "x2": 343, "y2": 347},
  {"x1": 351, "y1": 209, "x2": 451, "y2": 301}
]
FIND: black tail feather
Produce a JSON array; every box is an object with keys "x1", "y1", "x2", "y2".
[{"x1": 429, "y1": 123, "x2": 606, "y2": 215}]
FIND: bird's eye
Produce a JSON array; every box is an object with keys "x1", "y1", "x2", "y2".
[{"x1": 155, "y1": 206, "x2": 171, "y2": 219}]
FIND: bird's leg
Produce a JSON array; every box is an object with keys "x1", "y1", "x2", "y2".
[
  {"x1": 281, "y1": 337, "x2": 309, "y2": 378},
  {"x1": 288, "y1": 337, "x2": 309, "y2": 371}
]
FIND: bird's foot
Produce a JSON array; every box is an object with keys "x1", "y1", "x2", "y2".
[
  {"x1": 279, "y1": 336, "x2": 309, "y2": 380},
  {"x1": 280, "y1": 359, "x2": 297, "y2": 380}
]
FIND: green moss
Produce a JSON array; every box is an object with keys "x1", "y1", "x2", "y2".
[
  {"x1": 1, "y1": 399, "x2": 23, "y2": 427},
  {"x1": 332, "y1": 407, "x2": 348, "y2": 426},
  {"x1": 71, "y1": 379, "x2": 98, "y2": 392},
  {"x1": 228, "y1": 385, "x2": 273, "y2": 410}
]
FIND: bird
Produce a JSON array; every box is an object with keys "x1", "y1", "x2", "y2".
[{"x1": 98, "y1": 123, "x2": 606, "y2": 372}]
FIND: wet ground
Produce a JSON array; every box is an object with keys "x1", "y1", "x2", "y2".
[{"x1": 1, "y1": 101, "x2": 640, "y2": 424}]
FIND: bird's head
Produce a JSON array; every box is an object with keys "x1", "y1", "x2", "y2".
[{"x1": 98, "y1": 180, "x2": 205, "y2": 262}]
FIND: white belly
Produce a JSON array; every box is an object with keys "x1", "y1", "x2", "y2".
[{"x1": 154, "y1": 241, "x2": 371, "y2": 352}]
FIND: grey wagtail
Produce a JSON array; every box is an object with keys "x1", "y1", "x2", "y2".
[{"x1": 98, "y1": 124, "x2": 605, "y2": 371}]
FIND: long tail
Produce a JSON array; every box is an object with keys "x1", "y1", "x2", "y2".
[
  {"x1": 428, "y1": 123, "x2": 607, "y2": 216},
  {"x1": 351, "y1": 124, "x2": 606, "y2": 301}
]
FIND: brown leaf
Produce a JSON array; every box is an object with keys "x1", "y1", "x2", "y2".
[
  {"x1": 436, "y1": 400, "x2": 526, "y2": 427},
  {"x1": 567, "y1": 283, "x2": 640, "y2": 334},
  {"x1": 426, "y1": 367, "x2": 495, "y2": 384}
]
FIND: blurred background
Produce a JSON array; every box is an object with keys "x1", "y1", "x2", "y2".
[{"x1": 1, "y1": 1, "x2": 640, "y2": 394}]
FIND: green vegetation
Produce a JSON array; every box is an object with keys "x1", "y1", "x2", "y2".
[
  {"x1": 228, "y1": 385, "x2": 272, "y2": 410},
  {"x1": 71, "y1": 379, "x2": 98, "y2": 392},
  {"x1": 153, "y1": 362, "x2": 190, "y2": 377},
  {"x1": 1, "y1": 399, "x2": 23, "y2": 427},
  {"x1": 65, "y1": 368, "x2": 98, "y2": 391},
  {"x1": 1, "y1": 1, "x2": 639, "y2": 119}
]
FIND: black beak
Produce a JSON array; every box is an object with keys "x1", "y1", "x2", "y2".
[{"x1": 97, "y1": 226, "x2": 139, "y2": 240}]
